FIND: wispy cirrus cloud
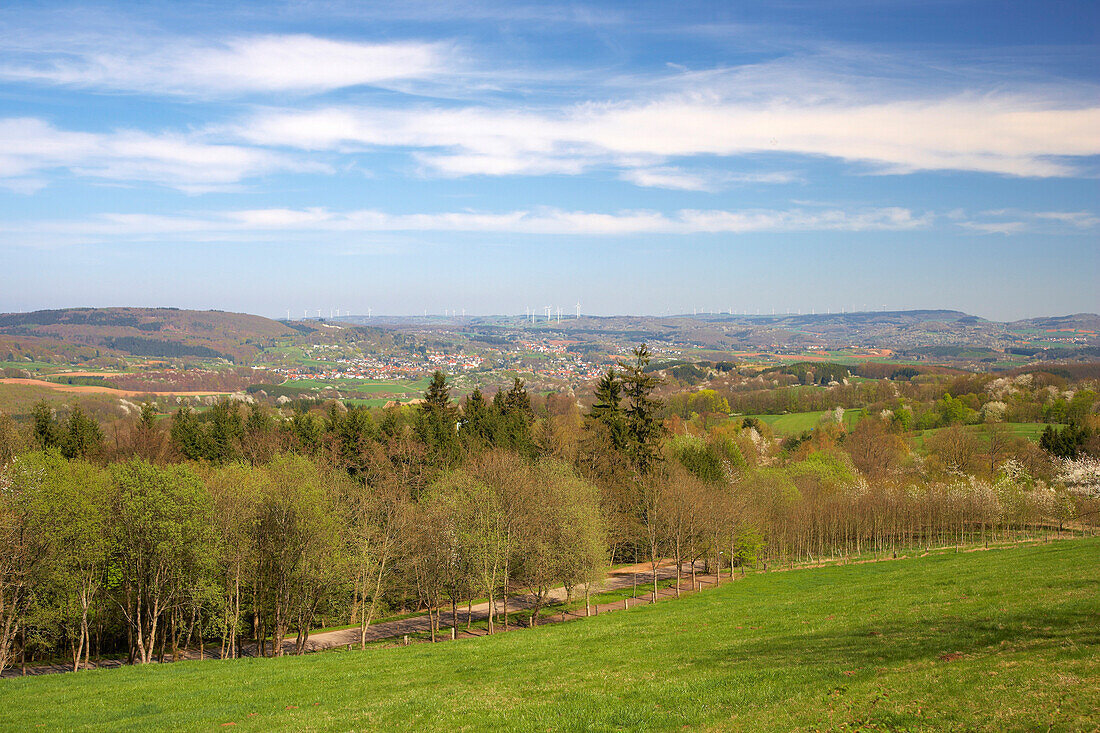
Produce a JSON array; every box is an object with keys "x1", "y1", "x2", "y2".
[
  {"x1": 621, "y1": 167, "x2": 800, "y2": 191},
  {"x1": 0, "y1": 117, "x2": 325, "y2": 193},
  {"x1": 955, "y1": 208, "x2": 1100, "y2": 235},
  {"x1": 1, "y1": 205, "x2": 930, "y2": 246},
  {"x1": 235, "y1": 90, "x2": 1100, "y2": 180},
  {"x1": 0, "y1": 34, "x2": 452, "y2": 96}
]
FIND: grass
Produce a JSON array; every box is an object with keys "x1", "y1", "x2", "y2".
[
  {"x1": 913, "y1": 422, "x2": 1052, "y2": 450},
  {"x1": 2, "y1": 538, "x2": 1097, "y2": 731},
  {"x1": 0, "y1": 360, "x2": 60, "y2": 371},
  {"x1": 285, "y1": 378, "x2": 430, "y2": 395},
  {"x1": 741, "y1": 408, "x2": 864, "y2": 435}
]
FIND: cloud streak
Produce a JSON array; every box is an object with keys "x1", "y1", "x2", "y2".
[
  {"x1": 0, "y1": 118, "x2": 324, "y2": 193},
  {"x1": 237, "y1": 92, "x2": 1100, "y2": 180},
  {"x1": 1, "y1": 205, "x2": 930, "y2": 246},
  {"x1": 0, "y1": 35, "x2": 451, "y2": 95}
]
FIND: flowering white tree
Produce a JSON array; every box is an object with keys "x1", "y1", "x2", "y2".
[{"x1": 1058, "y1": 456, "x2": 1100, "y2": 499}]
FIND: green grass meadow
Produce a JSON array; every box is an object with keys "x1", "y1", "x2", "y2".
[
  {"x1": 913, "y1": 422, "x2": 1053, "y2": 451},
  {"x1": 2, "y1": 538, "x2": 1097, "y2": 731},
  {"x1": 742, "y1": 408, "x2": 864, "y2": 435}
]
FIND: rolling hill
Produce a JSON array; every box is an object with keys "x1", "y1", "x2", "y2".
[{"x1": 0, "y1": 308, "x2": 301, "y2": 364}]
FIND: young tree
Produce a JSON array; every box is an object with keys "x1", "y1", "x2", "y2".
[
  {"x1": 659, "y1": 465, "x2": 707, "y2": 596},
  {"x1": 421, "y1": 471, "x2": 478, "y2": 636},
  {"x1": 253, "y1": 455, "x2": 344, "y2": 657},
  {"x1": 39, "y1": 456, "x2": 109, "y2": 671},
  {"x1": 109, "y1": 459, "x2": 216, "y2": 664},
  {"x1": 0, "y1": 455, "x2": 56, "y2": 674},
  {"x1": 202, "y1": 463, "x2": 263, "y2": 660},
  {"x1": 0, "y1": 411, "x2": 26, "y2": 464},
  {"x1": 346, "y1": 468, "x2": 409, "y2": 649}
]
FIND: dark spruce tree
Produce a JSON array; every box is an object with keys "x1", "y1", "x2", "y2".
[
  {"x1": 590, "y1": 367, "x2": 627, "y2": 450},
  {"x1": 618, "y1": 344, "x2": 663, "y2": 473},
  {"x1": 418, "y1": 370, "x2": 461, "y2": 467}
]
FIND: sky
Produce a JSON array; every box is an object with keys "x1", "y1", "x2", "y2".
[{"x1": 0, "y1": 0, "x2": 1097, "y2": 321}]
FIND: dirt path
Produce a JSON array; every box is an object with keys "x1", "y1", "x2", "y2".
[{"x1": 289, "y1": 563, "x2": 685, "y2": 653}]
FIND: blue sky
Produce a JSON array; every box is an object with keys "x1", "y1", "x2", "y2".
[{"x1": 0, "y1": 0, "x2": 1097, "y2": 321}]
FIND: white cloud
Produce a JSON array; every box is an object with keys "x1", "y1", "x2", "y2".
[
  {"x1": 958, "y1": 220, "x2": 1028, "y2": 235},
  {"x1": 620, "y1": 167, "x2": 716, "y2": 191},
  {"x1": 956, "y1": 208, "x2": 1100, "y2": 235},
  {"x1": 0, "y1": 35, "x2": 450, "y2": 95},
  {"x1": 0, "y1": 205, "x2": 931, "y2": 246},
  {"x1": 237, "y1": 92, "x2": 1100, "y2": 179},
  {"x1": 621, "y1": 167, "x2": 800, "y2": 190},
  {"x1": 1032, "y1": 211, "x2": 1100, "y2": 228},
  {"x1": 0, "y1": 118, "x2": 324, "y2": 193}
]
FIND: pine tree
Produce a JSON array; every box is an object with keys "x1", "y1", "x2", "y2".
[
  {"x1": 62, "y1": 405, "x2": 105, "y2": 460},
  {"x1": 618, "y1": 344, "x2": 663, "y2": 473},
  {"x1": 31, "y1": 400, "x2": 62, "y2": 450},
  {"x1": 590, "y1": 368, "x2": 627, "y2": 449},
  {"x1": 170, "y1": 406, "x2": 206, "y2": 460},
  {"x1": 461, "y1": 388, "x2": 491, "y2": 446},
  {"x1": 418, "y1": 371, "x2": 460, "y2": 466},
  {"x1": 502, "y1": 377, "x2": 532, "y2": 416},
  {"x1": 422, "y1": 371, "x2": 455, "y2": 415}
]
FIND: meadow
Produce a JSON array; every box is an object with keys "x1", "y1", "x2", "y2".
[
  {"x1": 740, "y1": 407, "x2": 864, "y2": 434},
  {"x1": 914, "y1": 422, "x2": 1053, "y2": 450},
  {"x1": 1, "y1": 538, "x2": 1095, "y2": 731},
  {"x1": 287, "y1": 377, "x2": 431, "y2": 395}
]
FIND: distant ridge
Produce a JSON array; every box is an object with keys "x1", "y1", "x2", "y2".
[{"x1": 0, "y1": 307, "x2": 302, "y2": 363}]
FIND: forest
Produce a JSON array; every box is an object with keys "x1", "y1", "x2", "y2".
[{"x1": 1, "y1": 346, "x2": 1098, "y2": 675}]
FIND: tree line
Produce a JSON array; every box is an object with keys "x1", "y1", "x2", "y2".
[{"x1": 1, "y1": 345, "x2": 1096, "y2": 674}]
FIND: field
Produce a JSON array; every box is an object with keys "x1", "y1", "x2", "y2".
[
  {"x1": 0, "y1": 378, "x2": 227, "y2": 398},
  {"x1": 914, "y1": 422, "x2": 1053, "y2": 450},
  {"x1": 741, "y1": 408, "x2": 864, "y2": 435},
  {"x1": 2, "y1": 539, "x2": 1096, "y2": 731},
  {"x1": 286, "y1": 377, "x2": 431, "y2": 395}
]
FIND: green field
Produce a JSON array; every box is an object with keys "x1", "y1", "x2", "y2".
[
  {"x1": 287, "y1": 377, "x2": 431, "y2": 395},
  {"x1": 914, "y1": 422, "x2": 1052, "y2": 450},
  {"x1": 2, "y1": 539, "x2": 1096, "y2": 731},
  {"x1": 0, "y1": 360, "x2": 60, "y2": 372},
  {"x1": 741, "y1": 407, "x2": 864, "y2": 435}
]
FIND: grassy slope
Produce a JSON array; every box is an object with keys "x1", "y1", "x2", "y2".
[
  {"x1": 743, "y1": 408, "x2": 864, "y2": 435},
  {"x1": 913, "y1": 422, "x2": 1052, "y2": 450},
  {"x1": 2, "y1": 540, "x2": 1097, "y2": 731}
]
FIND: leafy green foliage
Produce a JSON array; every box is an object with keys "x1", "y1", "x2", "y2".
[{"x1": 5, "y1": 541, "x2": 1096, "y2": 731}]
